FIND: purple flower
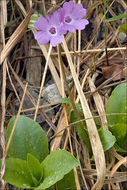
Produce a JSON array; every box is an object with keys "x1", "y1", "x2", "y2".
[
  {"x1": 58, "y1": 0, "x2": 89, "y2": 33},
  {"x1": 34, "y1": 1, "x2": 89, "y2": 46},
  {"x1": 34, "y1": 11, "x2": 66, "y2": 47}
]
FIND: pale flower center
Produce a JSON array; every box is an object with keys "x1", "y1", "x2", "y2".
[
  {"x1": 49, "y1": 27, "x2": 56, "y2": 34},
  {"x1": 65, "y1": 16, "x2": 72, "y2": 23}
]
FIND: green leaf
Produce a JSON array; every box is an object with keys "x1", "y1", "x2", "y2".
[
  {"x1": 28, "y1": 13, "x2": 42, "y2": 29},
  {"x1": 59, "y1": 98, "x2": 83, "y2": 113},
  {"x1": 36, "y1": 150, "x2": 79, "y2": 190},
  {"x1": 119, "y1": 23, "x2": 127, "y2": 34},
  {"x1": 98, "y1": 128, "x2": 116, "y2": 151},
  {"x1": 59, "y1": 97, "x2": 72, "y2": 106},
  {"x1": 70, "y1": 110, "x2": 87, "y2": 141},
  {"x1": 105, "y1": 14, "x2": 127, "y2": 22},
  {"x1": 6, "y1": 115, "x2": 49, "y2": 162},
  {"x1": 56, "y1": 170, "x2": 77, "y2": 190},
  {"x1": 2, "y1": 158, "x2": 34, "y2": 188},
  {"x1": 70, "y1": 110, "x2": 91, "y2": 149},
  {"x1": 46, "y1": 187, "x2": 54, "y2": 190},
  {"x1": 27, "y1": 153, "x2": 43, "y2": 186},
  {"x1": 106, "y1": 83, "x2": 127, "y2": 148},
  {"x1": 75, "y1": 103, "x2": 83, "y2": 113},
  {"x1": 114, "y1": 143, "x2": 127, "y2": 153}
]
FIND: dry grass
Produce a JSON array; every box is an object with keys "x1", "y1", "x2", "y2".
[{"x1": 0, "y1": 0, "x2": 127, "y2": 190}]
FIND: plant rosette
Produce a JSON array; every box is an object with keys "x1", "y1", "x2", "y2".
[{"x1": 0, "y1": 116, "x2": 79, "y2": 189}]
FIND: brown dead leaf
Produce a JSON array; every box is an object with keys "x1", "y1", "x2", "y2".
[{"x1": 100, "y1": 64, "x2": 126, "y2": 81}]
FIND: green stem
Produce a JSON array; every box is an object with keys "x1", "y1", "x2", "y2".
[{"x1": 10, "y1": 0, "x2": 17, "y2": 23}]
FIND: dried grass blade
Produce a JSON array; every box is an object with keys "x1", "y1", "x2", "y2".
[
  {"x1": 51, "y1": 110, "x2": 66, "y2": 151},
  {"x1": 112, "y1": 148, "x2": 127, "y2": 168},
  {"x1": 0, "y1": 9, "x2": 32, "y2": 65},
  {"x1": 34, "y1": 44, "x2": 52, "y2": 121},
  {"x1": 62, "y1": 36, "x2": 106, "y2": 190},
  {"x1": 0, "y1": 60, "x2": 7, "y2": 189},
  {"x1": 15, "y1": 0, "x2": 27, "y2": 17},
  {"x1": 110, "y1": 157, "x2": 127, "y2": 178},
  {"x1": 88, "y1": 76, "x2": 108, "y2": 130},
  {"x1": 39, "y1": 44, "x2": 62, "y2": 95},
  {"x1": 1, "y1": 0, "x2": 7, "y2": 27},
  {"x1": 0, "y1": 2, "x2": 8, "y2": 187}
]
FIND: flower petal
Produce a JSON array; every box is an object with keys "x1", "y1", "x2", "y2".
[
  {"x1": 50, "y1": 35, "x2": 63, "y2": 47},
  {"x1": 34, "y1": 31, "x2": 50, "y2": 45},
  {"x1": 58, "y1": 8, "x2": 65, "y2": 22},
  {"x1": 49, "y1": 11, "x2": 61, "y2": 25},
  {"x1": 34, "y1": 17, "x2": 48, "y2": 31},
  {"x1": 72, "y1": 4, "x2": 87, "y2": 19},
  {"x1": 63, "y1": 1, "x2": 74, "y2": 14},
  {"x1": 57, "y1": 23, "x2": 67, "y2": 35},
  {"x1": 73, "y1": 19, "x2": 89, "y2": 30},
  {"x1": 63, "y1": 23, "x2": 76, "y2": 33}
]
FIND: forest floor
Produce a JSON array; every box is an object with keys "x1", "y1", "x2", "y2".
[{"x1": 0, "y1": 0, "x2": 127, "y2": 190}]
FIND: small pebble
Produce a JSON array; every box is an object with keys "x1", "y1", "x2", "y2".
[{"x1": 118, "y1": 32, "x2": 127, "y2": 44}]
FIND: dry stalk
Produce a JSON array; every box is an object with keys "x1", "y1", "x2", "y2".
[
  {"x1": 62, "y1": 35, "x2": 106, "y2": 190},
  {"x1": 0, "y1": 9, "x2": 32, "y2": 65},
  {"x1": 34, "y1": 44, "x2": 52, "y2": 121},
  {"x1": 6, "y1": 63, "x2": 20, "y2": 103},
  {"x1": 38, "y1": 43, "x2": 62, "y2": 95},
  {"x1": 51, "y1": 110, "x2": 66, "y2": 151},
  {"x1": 0, "y1": 1, "x2": 8, "y2": 188},
  {"x1": 110, "y1": 156, "x2": 127, "y2": 178},
  {"x1": 88, "y1": 76, "x2": 108, "y2": 130},
  {"x1": 58, "y1": 43, "x2": 81, "y2": 190}
]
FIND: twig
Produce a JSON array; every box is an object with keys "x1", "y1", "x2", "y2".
[{"x1": 34, "y1": 44, "x2": 52, "y2": 121}]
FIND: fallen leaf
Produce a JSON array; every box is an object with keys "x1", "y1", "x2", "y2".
[{"x1": 100, "y1": 64, "x2": 126, "y2": 81}]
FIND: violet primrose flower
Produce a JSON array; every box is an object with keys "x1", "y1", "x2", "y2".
[
  {"x1": 58, "y1": 1, "x2": 89, "y2": 33},
  {"x1": 34, "y1": 11, "x2": 65, "y2": 47},
  {"x1": 34, "y1": 0, "x2": 89, "y2": 46}
]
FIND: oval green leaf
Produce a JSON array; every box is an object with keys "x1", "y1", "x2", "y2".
[
  {"x1": 27, "y1": 153, "x2": 43, "y2": 186},
  {"x1": 2, "y1": 158, "x2": 34, "y2": 188},
  {"x1": 98, "y1": 129, "x2": 116, "y2": 151},
  {"x1": 114, "y1": 143, "x2": 127, "y2": 153},
  {"x1": 56, "y1": 170, "x2": 77, "y2": 190},
  {"x1": 6, "y1": 115, "x2": 49, "y2": 162},
  {"x1": 36, "y1": 150, "x2": 79, "y2": 189},
  {"x1": 106, "y1": 83, "x2": 127, "y2": 148}
]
